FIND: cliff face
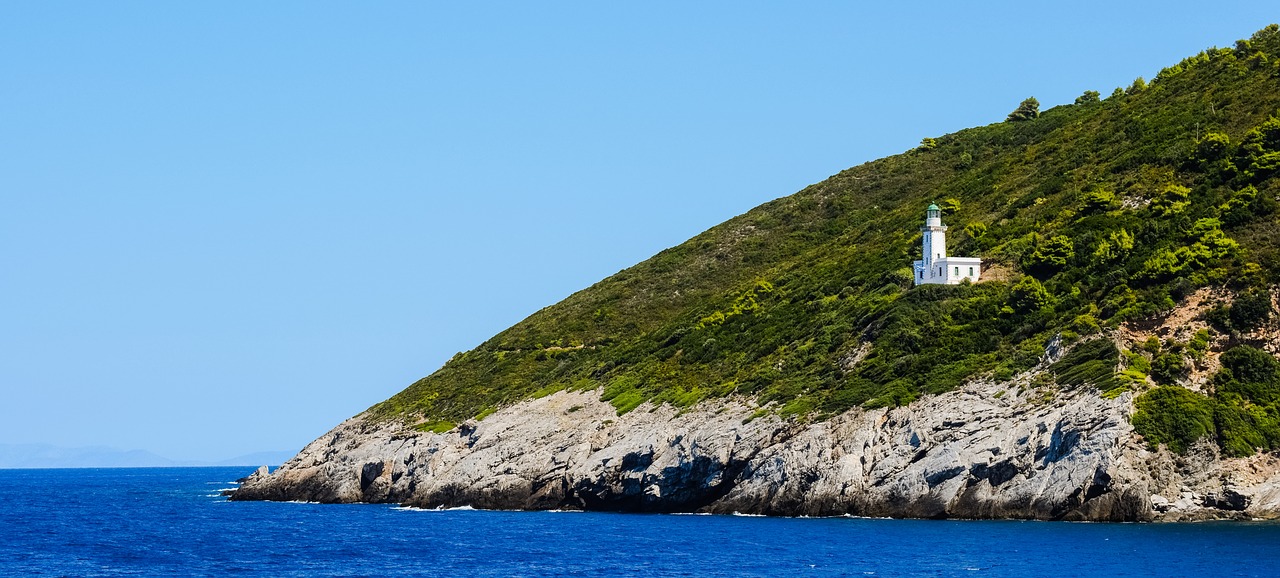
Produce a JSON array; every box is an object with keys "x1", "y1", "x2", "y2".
[{"x1": 233, "y1": 356, "x2": 1280, "y2": 521}]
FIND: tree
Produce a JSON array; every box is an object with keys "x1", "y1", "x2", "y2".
[
  {"x1": 918, "y1": 137, "x2": 938, "y2": 151},
  {"x1": 1227, "y1": 291, "x2": 1274, "y2": 332},
  {"x1": 1011, "y1": 276, "x2": 1052, "y2": 312},
  {"x1": 1075, "y1": 90, "x2": 1100, "y2": 105},
  {"x1": 1091, "y1": 229, "x2": 1134, "y2": 265},
  {"x1": 1007, "y1": 97, "x2": 1040, "y2": 122},
  {"x1": 1023, "y1": 234, "x2": 1075, "y2": 276},
  {"x1": 1195, "y1": 132, "x2": 1231, "y2": 164},
  {"x1": 1126, "y1": 76, "x2": 1147, "y2": 95}
]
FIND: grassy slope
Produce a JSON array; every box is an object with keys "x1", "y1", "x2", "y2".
[{"x1": 372, "y1": 26, "x2": 1280, "y2": 452}]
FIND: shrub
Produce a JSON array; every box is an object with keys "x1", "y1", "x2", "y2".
[
  {"x1": 1229, "y1": 290, "x2": 1273, "y2": 331},
  {"x1": 1220, "y1": 185, "x2": 1258, "y2": 226},
  {"x1": 1195, "y1": 132, "x2": 1231, "y2": 163},
  {"x1": 1150, "y1": 352, "x2": 1187, "y2": 384},
  {"x1": 1241, "y1": 116, "x2": 1280, "y2": 157},
  {"x1": 1023, "y1": 235, "x2": 1075, "y2": 276},
  {"x1": 1150, "y1": 184, "x2": 1191, "y2": 217},
  {"x1": 1082, "y1": 190, "x2": 1117, "y2": 212},
  {"x1": 1187, "y1": 329, "x2": 1212, "y2": 361},
  {"x1": 1214, "y1": 395, "x2": 1280, "y2": 457},
  {"x1": 1132, "y1": 386, "x2": 1216, "y2": 453},
  {"x1": 1217, "y1": 345, "x2": 1280, "y2": 403},
  {"x1": 1091, "y1": 229, "x2": 1133, "y2": 265},
  {"x1": 1011, "y1": 276, "x2": 1053, "y2": 313},
  {"x1": 1050, "y1": 339, "x2": 1121, "y2": 391}
]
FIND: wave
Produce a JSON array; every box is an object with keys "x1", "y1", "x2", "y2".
[{"x1": 392, "y1": 504, "x2": 480, "y2": 512}]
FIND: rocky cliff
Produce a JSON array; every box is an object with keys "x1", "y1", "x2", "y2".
[{"x1": 233, "y1": 347, "x2": 1280, "y2": 521}]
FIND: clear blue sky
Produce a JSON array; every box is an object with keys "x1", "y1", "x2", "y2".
[{"x1": 1, "y1": 2, "x2": 1273, "y2": 462}]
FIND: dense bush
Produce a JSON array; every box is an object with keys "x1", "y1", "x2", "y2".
[
  {"x1": 1137, "y1": 345, "x2": 1280, "y2": 456},
  {"x1": 1229, "y1": 290, "x2": 1273, "y2": 331},
  {"x1": 1150, "y1": 352, "x2": 1187, "y2": 384},
  {"x1": 1132, "y1": 386, "x2": 1216, "y2": 453},
  {"x1": 1218, "y1": 345, "x2": 1280, "y2": 403}
]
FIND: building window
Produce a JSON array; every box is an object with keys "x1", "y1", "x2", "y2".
[
  {"x1": 954, "y1": 266, "x2": 959, "y2": 276},
  {"x1": 969, "y1": 266, "x2": 974, "y2": 276}
]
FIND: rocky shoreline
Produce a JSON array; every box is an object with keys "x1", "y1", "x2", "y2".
[{"x1": 231, "y1": 365, "x2": 1280, "y2": 521}]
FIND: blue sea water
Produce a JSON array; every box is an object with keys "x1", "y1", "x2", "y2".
[{"x1": 1, "y1": 467, "x2": 1278, "y2": 577}]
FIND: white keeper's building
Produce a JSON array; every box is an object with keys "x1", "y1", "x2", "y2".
[{"x1": 913, "y1": 203, "x2": 981, "y2": 285}]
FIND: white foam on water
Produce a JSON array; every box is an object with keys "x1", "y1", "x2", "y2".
[{"x1": 392, "y1": 504, "x2": 481, "y2": 512}]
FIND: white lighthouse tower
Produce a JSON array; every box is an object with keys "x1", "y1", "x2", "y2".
[{"x1": 913, "y1": 203, "x2": 981, "y2": 285}]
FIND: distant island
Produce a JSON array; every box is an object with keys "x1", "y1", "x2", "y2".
[
  {"x1": 237, "y1": 25, "x2": 1280, "y2": 521},
  {"x1": 0, "y1": 444, "x2": 295, "y2": 469}
]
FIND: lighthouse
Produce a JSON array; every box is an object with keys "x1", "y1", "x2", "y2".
[{"x1": 913, "y1": 203, "x2": 981, "y2": 285}]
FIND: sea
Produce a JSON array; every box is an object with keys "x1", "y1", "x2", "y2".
[{"x1": 1, "y1": 467, "x2": 1278, "y2": 577}]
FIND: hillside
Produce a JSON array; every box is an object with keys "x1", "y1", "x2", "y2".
[
  {"x1": 371, "y1": 26, "x2": 1280, "y2": 460},
  {"x1": 235, "y1": 26, "x2": 1280, "y2": 520}
]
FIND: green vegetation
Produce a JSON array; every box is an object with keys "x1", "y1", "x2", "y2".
[
  {"x1": 1007, "y1": 97, "x2": 1041, "y2": 122},
  {"x1": 1208, "y1": 288, "x2": 1273, "y2": 332},
  {"x1": 1134, "y1": 345, "x2": 1280, "y2": 456},
  {"x1": 1075, "y1": 90, "x2": 1101, "y2": 106},
  {"x1": 371, "y1": 27, "x2": 1280, "y2": 456},
  {"x1": 1048, "y1": 338, "x2": 1126, "y2": 395},
  {"x1": 1132, "y1": 386, "x2": 1216, "y2": 453},
  {"x1": 413, "y1": 420, "x2": 457, "y2": 434}
]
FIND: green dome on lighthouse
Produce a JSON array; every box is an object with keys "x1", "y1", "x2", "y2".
[{"x1": 927, "y1": 202, "x2": 940, "y2": 211}]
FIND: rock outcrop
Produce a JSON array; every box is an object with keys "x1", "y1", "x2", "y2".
[{"x1": 232, "y1": 367, "x2": 1280, "y2": 521}]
